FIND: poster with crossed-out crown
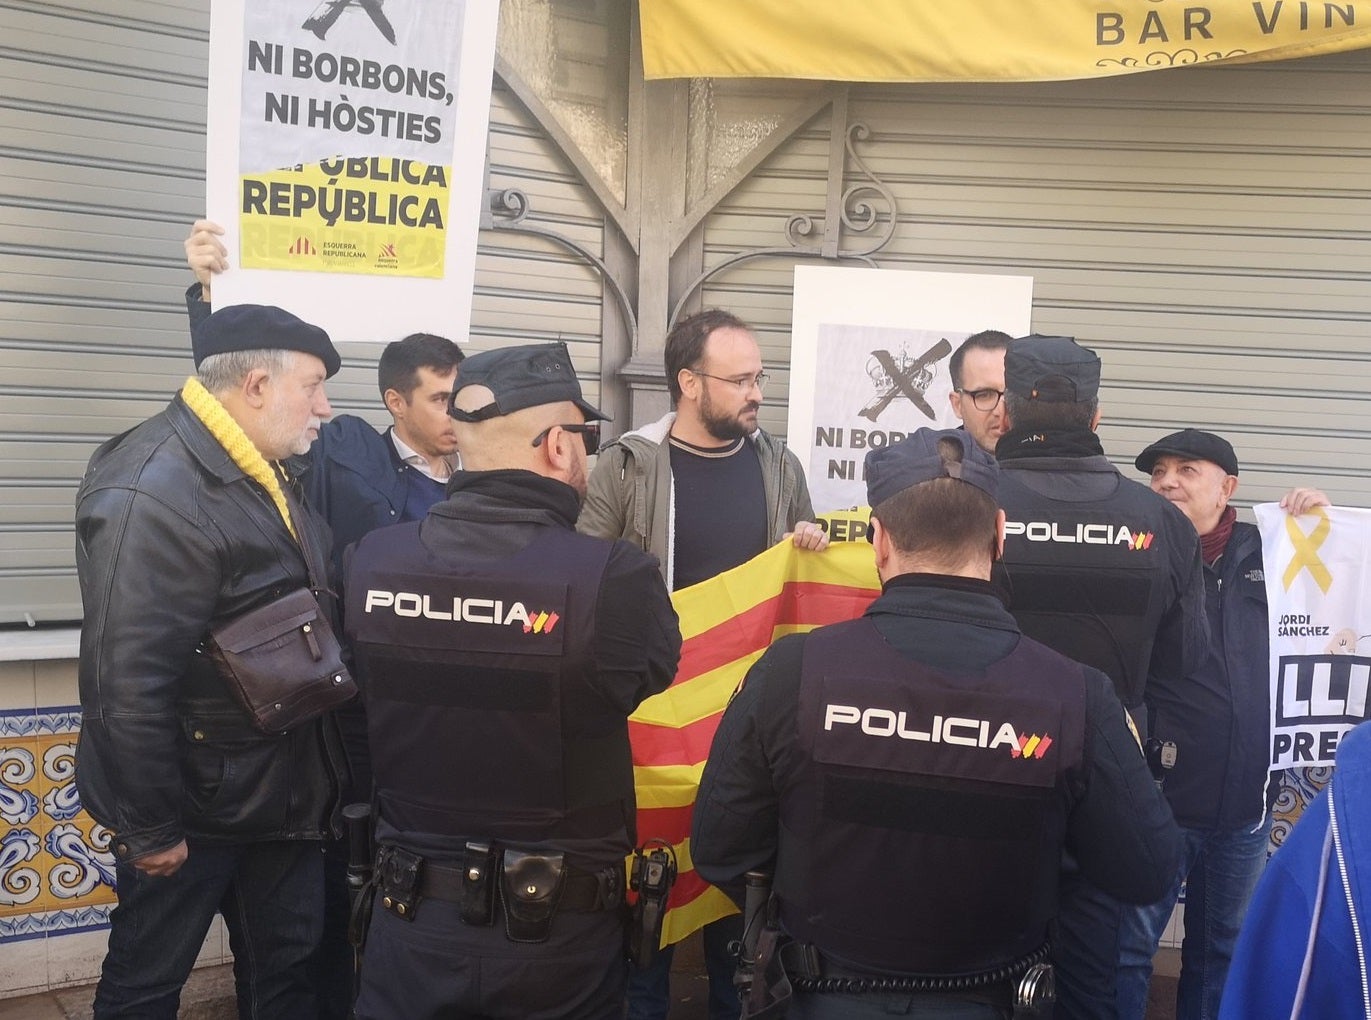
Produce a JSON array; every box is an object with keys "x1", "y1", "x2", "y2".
[{"x1": 787, "y1": 266, "x2": 1033, "y2": 515}]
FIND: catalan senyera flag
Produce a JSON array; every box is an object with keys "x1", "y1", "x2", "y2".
[
  {"x1": 640, "y1": 1, "x2": 1371, "y2": 83},
  {"x1": 631, "y1": 510, "x2": 880, "y2": 946}
]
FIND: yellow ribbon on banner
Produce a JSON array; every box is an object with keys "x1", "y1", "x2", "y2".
[{"x1": 1283, "y1": 507, "x2": 1333, "y2": 594}]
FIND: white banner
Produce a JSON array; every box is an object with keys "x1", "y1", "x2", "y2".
[
  {"x1": 787, "y1": 266, "x2": 1033, "y2": 514},
  {"x1": 205, "y1": 0, "x2": 498, "y2": 343},
  {"x1": 1256, "y1": 503, "x2": 1371, "y2": 771}
]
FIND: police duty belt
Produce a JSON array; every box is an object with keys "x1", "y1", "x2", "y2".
[{"x1": 782, "y1": 941, "x2": 1052, "y2": 1003}]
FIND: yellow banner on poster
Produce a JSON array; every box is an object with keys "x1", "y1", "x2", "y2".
[
  {"x1": 239, "y1": 158, "x2": 450, "y2": 277},
  {"x1": 640, "y1": 1, "x2": 1371, "y2": 82}
]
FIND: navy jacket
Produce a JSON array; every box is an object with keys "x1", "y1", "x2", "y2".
[
  {"x1": 303, "y1": 415, "x2": 437, "y2": 575},
  {"x1": 995, "y1": 433, "x2": 1209, "y2": 714},
  {"x1": 692, "y1": 575, "x2": 1180, "y2": 913},
  {"x1": 1148, "y1": 521, "x2": 1273, "y2": 830}
]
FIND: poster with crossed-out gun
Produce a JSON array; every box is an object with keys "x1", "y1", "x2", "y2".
[{"x1": 787, "y1": 266, "x2": 1034, "y2": 517}]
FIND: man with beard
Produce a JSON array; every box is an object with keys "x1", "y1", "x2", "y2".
[
  {"x1": 577, "y1": 308, "x2": 826, "y2": 1020},
  {"x1": 184, "y1": 219, "x2": 465, "y2": 576},
  {"x1": 75, "y1": 305, "x2": 348, "y2": 1017},
  {"x1": 345, "y1": 343, "x2": 680, "y2": 1019}
]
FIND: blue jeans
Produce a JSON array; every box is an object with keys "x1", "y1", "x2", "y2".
[
  {"x1": 93, "y1": 839, "x2": 323, "y2": 1019},
  {"x1": 625, "y1": 913, "x2": 742, "y2": 1020},
  {"x1": 1117, "y1": 817, "x2": 1272, "y2": 1020}
]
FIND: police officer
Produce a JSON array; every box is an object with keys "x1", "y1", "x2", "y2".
[
  {"x1": 691, "y1": 428, "x2": 1180, "y2": 1019},
  {"x1": 993, "y1": 336, "x2": 1208, "y2": 1019},
  {"x1": 344, "y1": 342, "x2": 682, "y2": 1019}
]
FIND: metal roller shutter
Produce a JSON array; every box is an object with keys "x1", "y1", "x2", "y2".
[
  {"x1": 0, "y1": 3, "x2": 607, "y2": 625},
  {"x1": 700, "y1": 51, "x2": 1371, "y2": 510}
]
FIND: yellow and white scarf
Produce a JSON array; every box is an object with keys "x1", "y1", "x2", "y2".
[{"x1": 181, "y1": 376, "x2": 297, "y2": 541}]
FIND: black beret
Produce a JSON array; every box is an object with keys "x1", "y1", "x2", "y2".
[
  {"x1": 449, "y1": 342, "x2": 608, "y2": 423},
  {"x1": 1135, "y1": 429, "x2": 1240, "y2": 477},
  {"x1": 866, "y1": 427, "x2": 999, "y2": 507},
  {"x1": 192, "y1": 304, "x2": 341, "y2": 378},
  {"x1": 1005, "y1": 335, "x2": 1101, "y2": 402}
]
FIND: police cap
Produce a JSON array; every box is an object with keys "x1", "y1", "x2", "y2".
[
  {"x1": 1005, "y1": 335, "x2": 1101, "y2": 402},
  {"x1": 449, "y1": 342, "x2": 609, "y2": 423},
  {"x1": 865, "y1": 427, "x2": 999, "y2": 507}
]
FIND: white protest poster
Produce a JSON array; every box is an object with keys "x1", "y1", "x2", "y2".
[
  {"x1": 206, "y1": 0, "x2": 498, "y2": 342},
  {"x1": 787, "y1": 266, "x2": 1033, "y2": 515},
  {"x1": 1256, "y1": 503, "x2": 1371, "y2": 770}
]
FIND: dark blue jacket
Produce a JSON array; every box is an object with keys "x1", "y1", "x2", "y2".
[
  {"x1": 693, "y1": 575, "x2": 1180, "y2": 914},
  {"x1": 1147, "y1": 520, "x2": 1272, "y2": 830},
  {"x1": 994, "y1": 437, "x2": 1209, "y2": 714},
  {"x1": 303, "y1": 415, "x2": 439, "y2": 576}
]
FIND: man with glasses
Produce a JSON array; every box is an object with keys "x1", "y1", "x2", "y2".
[
  {"x1": 948, "y1": 330, "x2": 1014, "y2": 455},
  {"x1": 578, "y1": 308, "x2": 826, "y2": 1019},
  {"x1": 344, "y1": 342, "x2": 680, "y2": 1019}
]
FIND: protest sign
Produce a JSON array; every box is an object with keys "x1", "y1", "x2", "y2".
[
  {"x1": 1257, "y1": 503, "x2": 1371, "y2": 770},
  {"x1": 788, "y1": 266, "x2": 1032, "y2": 514},
  {"x1": 206, "y1": 0, "x2": 498, "y2": 341}
]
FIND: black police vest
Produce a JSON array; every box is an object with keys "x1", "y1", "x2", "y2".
[
  {"x1": 345, "y1": 521, "x2": 628, "y2": 851},
  {"x1": 998, "y1": 469, "x2": 1175, "y2": 709},
  {"x1": 780, "y1": 618, "x2": 1086, "y2": 976}
]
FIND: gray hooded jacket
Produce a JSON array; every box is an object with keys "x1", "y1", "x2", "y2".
[{"x1": 576, "y1": 412, "x2": 815, "y2": 589}]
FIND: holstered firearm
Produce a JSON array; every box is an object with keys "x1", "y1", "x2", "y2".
[
  {"x1": 343, "y1": 802, "x2": 374, "y2": 1009},
  {"x1": 628, "y1": 839, "x2": 677, "y2": 970},
  {"x1": 735, "y1": 871, "x2": 794, "y2": 1019},
  {"x1": 733, "y1": 871, "x2": 771, "y2": 1001}
]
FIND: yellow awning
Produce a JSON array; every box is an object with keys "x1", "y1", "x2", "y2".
[{"x1": 640, "y1": 1, "x2": 1371, "y2": 82}]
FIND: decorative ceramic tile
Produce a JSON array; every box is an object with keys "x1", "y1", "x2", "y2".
[
  {"x1": 0, "y1": 707, "x2": 115, "y2": 945},
  {"x1": 1272, "y1": 766, "x2": 1331, "y2": 849}
]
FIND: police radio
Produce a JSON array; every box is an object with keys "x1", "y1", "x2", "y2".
[
  {"x1": 629, "y1": 839, "x2": 677, "y2": 971},
  {"x1": 1144, "y1": 737, "x2": 1178, "y2": 784}
]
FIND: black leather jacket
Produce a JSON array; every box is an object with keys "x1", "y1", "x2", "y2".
[{"x1": 75, "y1": 394, "x2": 348, "y2": 862}]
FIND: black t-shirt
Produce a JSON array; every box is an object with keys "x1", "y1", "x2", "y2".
[{"x1": 668, "y1": 434, "x2": 768, "y2": 591}]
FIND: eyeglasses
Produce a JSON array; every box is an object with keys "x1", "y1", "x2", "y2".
[
  {"x1": 954, "y1": 387, "x2": 1004, "y2": 412},
  {"x1": 691, "y1": 369, "x2": 769, "y2": 392},
  {"x1": 531, "y1": 422, "x2": 600, "y2": 456}
]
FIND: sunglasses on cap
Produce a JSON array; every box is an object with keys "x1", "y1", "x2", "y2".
[{"x1": 531, "y1": 422, "x2": 600, "y2": 456}]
